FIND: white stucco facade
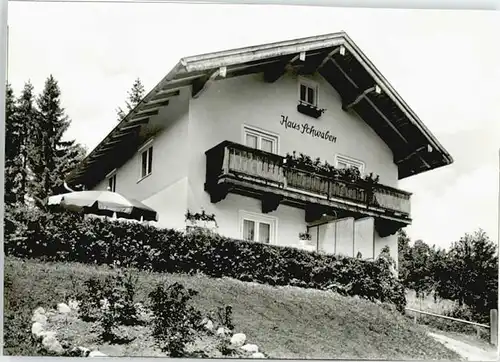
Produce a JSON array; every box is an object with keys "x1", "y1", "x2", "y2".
[{"x1": 91, "y1": 71, "x2": 401, "y2": 264}]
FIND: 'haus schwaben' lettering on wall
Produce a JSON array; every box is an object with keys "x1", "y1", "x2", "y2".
[{"x1": 280, "y1": 115, "x2": 337, "y2": 143}]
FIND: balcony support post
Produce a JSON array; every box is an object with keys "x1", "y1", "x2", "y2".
[
  {"x1": 305, "y1": 204, "x2": 328, "y2": 223},
  {"x1": 261, "y1": 192, "x2": 283, "y2": 214},
  {"x1": 374, "y1": 219, "x2": 405, "y2": 238},
  {"x1": 208, "y1": 183, "x2": 230, "y2": 204}
]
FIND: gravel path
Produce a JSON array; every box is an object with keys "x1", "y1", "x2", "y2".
[{"x1": 428, "y1": 332, "x2": 498, "y2": 361}]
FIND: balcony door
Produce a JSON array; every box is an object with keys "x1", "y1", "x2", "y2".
[{"x1": 243, "y1": 126, "x2": 279, "y2": 154}]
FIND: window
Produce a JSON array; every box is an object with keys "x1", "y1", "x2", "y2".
[
  {"x1": 335, "y1": 154, "x2": 365, "y2": 174},
  {"x1": 240, "y1": 211, "x2": 277, "y2": 244},
  {"x1": 106, "y1": 169, "x2": 117, "y2": 192},
  {"x1": 108, "y1": 174, "x2": 116, "y2": 192},
  {"x1": 298, "y1": 78, "x2": 318, "y2": 107},
  {"x1": 243, "y1": 126, "x2": 278, "y2": 154},
  {"x1": 141, "y1": 146, "x2": 153, "y2": 179}
]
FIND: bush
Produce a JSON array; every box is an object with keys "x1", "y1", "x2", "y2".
[
  {"x1": 5, "y1": 207, "x2": 406, "y2": 312},
  {"x1": 77, "y1": 267, "x2": 141, "y2": 342},
  {"x1": 214, "y1": 305, "x2": 234, "y2": 331},
  {"x1": 148, "y1": 282, "x2": 203, "y2": 357}
]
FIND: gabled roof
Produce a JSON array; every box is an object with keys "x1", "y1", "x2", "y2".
[{"x1": 66, "y1": 31, "x2": 453, "y2": 189}]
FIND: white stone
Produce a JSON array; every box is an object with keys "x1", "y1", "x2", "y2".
[
  {"x1": 202, "y1": 318, "x2": 214, "y2": 332},
  {"x1": 100, "y1": 298, "x2": 110, "y2": 311},
  {"x1": 57, "y1": 303, "x2": 71, "y2": 314},
  {"x1": 42, "y1": 334, "x2": 64, "y2": 354},
  {"x1": 34, "y1": 307, "x2": 46, "y2": 315},
  {"x1": 68, "y1": 299, "x2": 80, "y2": 310},
  {"x1": 89, "y1": 350, "x2": 108, "y2": 357},
  {"x1": 230, "y1": 333, "x2": 246, "y2": 348},
  {"x1": 216, "y1": 326, "x2": 230, "y2": 337},
  {"x1": 39, "y1": 331, "x2": 57, "y2": 342},
  {"x1": 241, "y1": 344, "x2": 259, "y2": 353},
  {"x1": 31, "y1": 312, "x2": 48, "y2": 324},
  {"x1": 252, "y1": 352, "x2": 265, "y2": 359},
  {"x1": 31, "y1": 322, "x2": 45, "y2": 339},
  {"x1": 78, "y1": 346, "x2": 91, "y2": 357},
  {"x1": 134, "y1": 303, "x2": 144, "y2": 314}
]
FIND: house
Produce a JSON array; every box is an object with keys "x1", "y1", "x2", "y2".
[{"x1": 66, "y1": 32, "x2": 453, "y2": 268}]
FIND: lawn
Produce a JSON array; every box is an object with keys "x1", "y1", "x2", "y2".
[
  {"x1": 406, "y1": 289, "x2": 457, "y2": 315},
  {"x1": 4, "y1": 256, "x2": 461, "y2": 359},
  {"x1": 405, "y1": 289, "x2": 492, "y2": 342}
]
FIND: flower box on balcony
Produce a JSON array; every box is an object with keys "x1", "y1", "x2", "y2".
[
  {"x1": 204, "y1": 141, "x2": 412, "y2": 219},
  {"x1": 297, "y1": 101, "x2": 326, "y2": 119}
]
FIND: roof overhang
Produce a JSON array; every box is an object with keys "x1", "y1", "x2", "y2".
[{"x1": 66, "y1": 31, "x2": 453, "y2": 188}]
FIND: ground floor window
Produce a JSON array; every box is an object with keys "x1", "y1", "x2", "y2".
[{"x1": 239, "y1": 210, "x2": 277, "y2": 244}]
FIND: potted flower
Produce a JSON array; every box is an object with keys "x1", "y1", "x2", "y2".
[
  {"x1": 185, "y1": 209, "x2": 218, "y2": 234},
  {"x1": 299, "y1": 232, "x2": 312, "y2": 241}
]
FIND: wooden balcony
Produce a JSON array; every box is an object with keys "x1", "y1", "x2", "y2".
[{"x1": 205, "y1": 141, "x2": 412, "y2": 236}]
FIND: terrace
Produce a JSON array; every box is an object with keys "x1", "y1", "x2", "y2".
[{"x1": 205, "y1": 141, "x2": 412, "y2": 237}]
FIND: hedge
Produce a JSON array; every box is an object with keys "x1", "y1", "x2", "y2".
[{"x1": 4, "y1": 206, "x2": 406, "y2": 312}]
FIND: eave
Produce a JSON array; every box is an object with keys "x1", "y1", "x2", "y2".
[{"x1": 66, "y1": 31, "x2": 453, "y2": 189}]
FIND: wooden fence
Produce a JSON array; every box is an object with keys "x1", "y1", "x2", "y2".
[{"x1": 406, "y1": 307, "x2": 498, "y2": 346}]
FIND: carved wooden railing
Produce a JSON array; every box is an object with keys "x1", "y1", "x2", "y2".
[{"x1": 205, "y1": 141, "x2": 411, "y2": 216}]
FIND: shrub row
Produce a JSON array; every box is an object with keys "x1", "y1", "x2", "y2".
[{"x1": 4, "y1": 207, "x2": 406, "y2": 312}]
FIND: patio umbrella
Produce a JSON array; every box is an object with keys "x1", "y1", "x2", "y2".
[{"x1": 47, "y1": 190, "x2": 158, "y2": 222}]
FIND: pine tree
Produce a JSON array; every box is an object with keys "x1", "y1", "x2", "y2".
[
  {"x1": 116, "y1": 78, "x2": 145, "y2": 121},
  {"x1": 53, "y1": 141, "x2": 87, "y2": 194},
  {"x1": 29, "y1": 75, "x2": 86, "y2": 203},
  {"x1": 5, "y1": 82, "x2": 36, "y2": 205},
  {"x1": 4, "y1": 83, "x2": 20, "y2": 205}
]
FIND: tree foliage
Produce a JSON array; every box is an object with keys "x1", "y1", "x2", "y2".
[
  {"x1": 436, "y1": 230, "x2": 498, "y2": 321},
  {"x1": 5, "y1": 82, "x2": 38, "y2": 206},
  {"x1": 116, "y1": 78, "x2": 145, "y2": 121},
  {"x1": 4, "y1": 76, "x2": 86, "y2": 208},
  {"x1": 398, "y1": 228, "x2": 498, "y2": 322},
  {"x1": 5, "y1": 83, "x2": 23, "y2": 205}
]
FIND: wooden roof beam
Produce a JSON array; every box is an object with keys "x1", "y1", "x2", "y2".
[
  {"x1": 342, "y1": 85, "x2": 382, "y2": 111},
  {"x1": 112, "y1": 129, "x2": 136, "y2": 139},
  {"x1": 395, "y1": 145, "x2": 433, "y2": 164},
  {"x1": 155, "y1": 88, "x2": 181, "y2": 98},
  {"x1": 94, "y1": 146, "x2": 114, "y2": 156},
  {"x1": 329, "y1": 58, "x2": 431, "y2": 170},
  {"x1": 263, "y1": 52, "x2": 304, "y2": 83},
  {"x1": 81, "y1": 158, "x2": 100, "y2": 168},
  {"x1": 192, "y1": 66, "x2": 226, "y2": 98},
  {"x1": 118, "y1": 116, "x2": 150, "y2": 132},
  {"x1": 103, "y1": 139, "x2": 122, "y2": 147},
  {"x1": 226, "y1": 58, "x2": 282, "y2": 75},
  {"x1": 142, "y1": 99, "x2": 169, "y2": 109},
  {"x1": 318, "y1": 46, "x2": 344, "y2": 70},
  {"x1": 133, "y1": 108, "x2": 160, "y2": 117}
]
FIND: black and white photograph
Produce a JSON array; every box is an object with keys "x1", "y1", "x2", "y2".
[{"x1": 2, "y1": 0, "x2": 499, "y2": 360}]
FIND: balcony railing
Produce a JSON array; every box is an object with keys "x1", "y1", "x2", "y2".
[{"x1": 206, "y1": 141, "x2": 411, "y2": 216}]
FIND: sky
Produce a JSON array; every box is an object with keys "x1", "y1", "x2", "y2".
[{"x1": 7, "y1": 2, "x2": 500, "y2": 249}]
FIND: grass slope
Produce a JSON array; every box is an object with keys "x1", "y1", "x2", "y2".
[{"x1": 4, "y1": 257, "x2": 460, "y2": 359}]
